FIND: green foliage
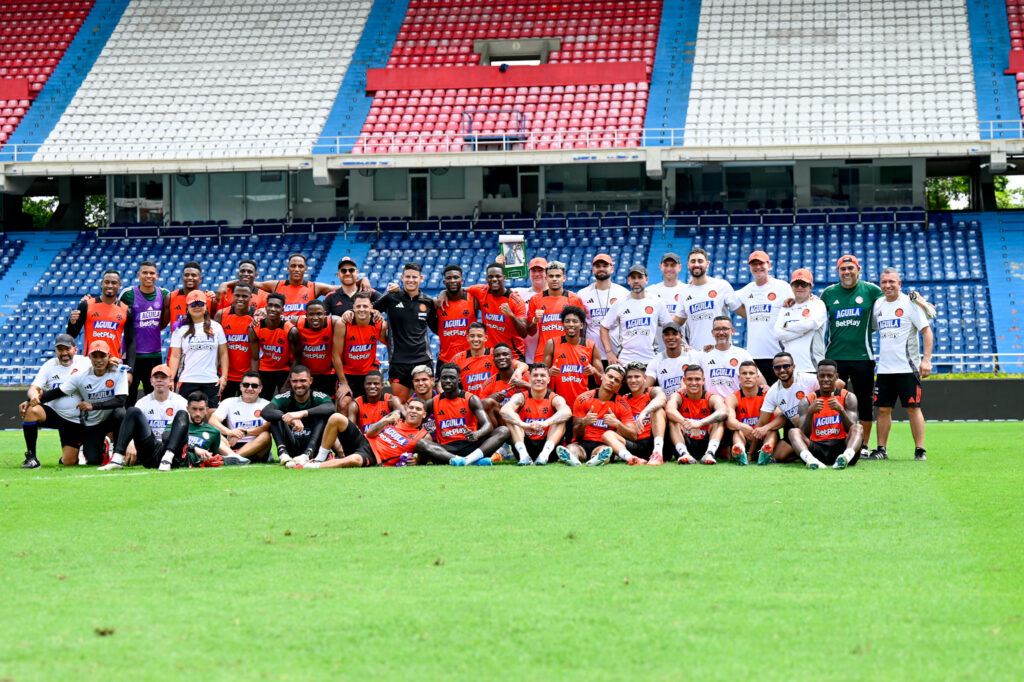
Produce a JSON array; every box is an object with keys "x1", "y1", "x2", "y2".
[
  {"x1": 2, "y1": 423, "x2": 1023, "y2": 681},
  {"x1": 21, "y1": 196, "x2": 58, "y2": 229},
  {"x1": 85, "y1": 194, "x2": 108, "y2": 228},
  {"x1": 994, "y1": 174, "x2": 1024, "y2": 209}
]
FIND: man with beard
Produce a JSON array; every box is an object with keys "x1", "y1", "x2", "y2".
[
  {"x1": 217, "y1": 260, "x2": 269, "y2": 311},
  {"x1": 19, "y1": 334, "x2": 92, "y2": 469},
  {"x1": 215, "y1": 282, "x2": 256, "y2": 399},
  {"x1": 464, "y1": 263, "x2": 528, "y2": 360},
  {"x1": 732, "y1": 251, "x2": 794, "y2": 384},
  {"x1": 500, "y1": 363, "x2": 572, "y2": 466},
  {"x1": 600, "y1": 265, "x2": 673, "y2": 367},
  {"x1": 677, "y1": 248, "x2": 742, "y2": 350},
  {"x1": 434, "y1": 264, "x2": 479, "y2": 366},
  {"x1": 622, "y1": 362, "x2": 668, "y2": 465},
  {"x1": 478, "y1": 342, "x2": 530, "y2": 427},
  {"x1": 773, "y1": 269, "x2": 827, "y2": 376},
  {"x1": 119, "y1": 261, "x2": 169, "y2": 403},
  {"x1": 261, "y1": 365, "x2": 337, "y2": 466},
  {"x1": 755, "y1": 351, "x2": 822, "y2": 465},
  {"x1": 249, "y1": 293, "x2": 293, "y2": 399},
  {"x1": 164, "y1": 262, "x2": 215, "y2": 329},
  {"x1": 67, "y1": 269, "x2": 130, "y2": 359},
  {"x1": 578, "y1": 254, "x2": 629, "y2": 354},
  {"x1": 347, "y1": 370, "x2": 404, "y2": 437},
  {"x1": 422, "y1": 363, "x2": 509, "y2": 466},
  {"x1": 337, "y1": 292, "x2": 387, "y2": 405},
  {"x1": 665, "y1": 364, "x2": 728, "y2": 465},
  {"x1": 791, "y1": 359, "x2": 863, "y2": 470},
  {"x1": 289, "y1": 299, "x2": 345, "y2": 398},
  {"x1": 526, "y1": 261, "x2": 585, "y2": 362},
  {"x1": 210, "y1": 371, "x2": 272, "y2": 463},
  {"x1": 323, "y1": 256, "x2": 382, "y2": 316},
  {"x1": 560, "y1": 365, "x2": 636, "y2": 467}
]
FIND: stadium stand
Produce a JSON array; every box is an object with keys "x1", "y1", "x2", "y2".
[
  {"x1": 968, "y1": 0, "x2": 1021, "y2": 138},
  {"x1": 643, "y1": 0, "x2": 701, "y2": 143},
  {"x1": 351, "y1": 0, "x2": 661, "y2": 153},
  {"x1": 0, "y1": 234, "x2": 26, "y2": 282},
  {"x1": 977, "y1": 212, "x2": 1024, "y2": 371},
  {"x1": 685, "y1": 0, "x2": 980, "y2": 146},
  {"x1": 31, "y1": 0, "x2": 373, "y2": 162},
  {"x1": 0, "y1": 0, "x2": 105, "y2": 155}
]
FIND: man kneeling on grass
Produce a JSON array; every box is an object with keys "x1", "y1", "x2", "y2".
[
  {"x1": 499, "y1": 363, "x2": 572, "y2": 466},
  {"x1": 789, "y1": 359, "x2": 863, "y2": 470},
  {"x1": 289, "y1": 397, "x2": 433, "y2": 468}
]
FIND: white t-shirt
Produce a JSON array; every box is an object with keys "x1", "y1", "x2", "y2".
[
  {"x1": 170, "y1": 321, "x2": 227, "y2": 384},
  {"x1": 601, "y1": 294, "x2": 673, "y2": 363},
  {"x1": 873, "y1": 294, "x2": 931, "y2": 375},
  {"x1": 647, "y1": 280, "x2": 688, "y2": 351},
  {"x1": 645, "y1": 349, "x2": 700, "y2": 395},
  {"x1": 58, "y1": 366, "x2": 129, "y2": 426},
  {"x1": 734, "y1": 277, "x2": 794, "y2": 359},
  {"x1": 699, "y1": 345, "x2": 755, "y2": 397},
  {"x1": 761, "y1": 373, "x2": 820, "y2": 423},
  {"x1": 678, "y1": 277, "x2": 741, "y2": 350},
  {"x1": 33, "y1": 355, "x2": 92, "y2": 422},
  {"x1": 773, "y1": 298, "x2": 827, "y2": 374},
  {"x1": 135, "y1": 391, "x2": 188, "y2": 433},
  {"x1": 577, "y1": 281, "x2": 629, "y2": 351},
  {"x1": 515, "y1": 286, "x2": 544, "y2": 362},
  {"x1": 213, "y1": 396, "x2": 269, "y2": 443}
]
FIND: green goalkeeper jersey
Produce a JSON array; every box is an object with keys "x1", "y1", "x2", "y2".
[{"x1": 822, "y1": 280, "x2": 884, "y2": 361}]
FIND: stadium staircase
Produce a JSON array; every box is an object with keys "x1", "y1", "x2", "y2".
[
  {"x1": 0, "y1": 0, "x2": 127, "y2": 161},
  {"x1": 967, "y1": 0, "x2": 1021, "y2": 138},
  {"x1": 644, "y1": 0, "x2": 702, "y2": 144},
  {"x1": 976, "y1": 211, "x2": 1024, "y2": 371},
  {"x1": 315, "y1": 0, "x2": 411, "y2": 154},
  {"x1": 0, "y1": 230, "x2": 78, "y2": 336}
]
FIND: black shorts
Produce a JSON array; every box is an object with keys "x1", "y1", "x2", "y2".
[
  {"x1": 259, "y1": 370, "x2": 290, "y2": 400},
  {"x1": 179, "y1": 382, "x2": 219, "y2": 408},
  {"x1": 683, "y1": 435, "x2": 711, "y2": 458},
  {"x1": 64, "y1": 414, "x2": 121, "y2": 465},
  {"x1": 832, "y1": 359, "x2": 875, "y2": 422},
  {"x1": 337, "y1": 420, "x2": 378, "y2": 467},
  {"x1": 41, "y1": 405, "x2": 82, "y2": 449},
  {"x1": 222, "y1": 380, "x2": 242, "y2": 400},
  {"x1": 754, "y1": 358, "x2": 779, "y2": 386},
  {"x1": 523, "y1": 437, "x2": 547, "y2": 458},
  {"x1": 311, "y1": 374, "x2": 338, "y2": 398},
  {"x1": 441, "y1": 439, "x2": 479, "y2": 457},
  {"x1": 577, "y1": 439, "x2": 610, "y2": 455},
  {"x1": 625, "y1": 436, "x2": 656, "y2": 459},
  {"x1": 388, "y1": 362, "x2": 421, "y2": 390},
  {"x1": 343, "y1": 373, "x2": 367, "y2": 400},
  {"x1": 807, "y1": 438, "x2": 859, "y2": 466},
  {"x1": 874, "y1": 373, "x2": 922, "y2": 408}
]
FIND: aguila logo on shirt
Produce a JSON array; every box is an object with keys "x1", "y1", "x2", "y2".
[
  {"x1": 895, "y1": 308, "x2": 904, "y2": 317},
  {"x1": 105, "y1": 379, "x2": 114, "y2": 388},
  {"x1": 644, "y1": 306, "x2": 654, "y2": 314},
  {"x1": 708, "y1": 290, "x2": 718, "y2": 299}
]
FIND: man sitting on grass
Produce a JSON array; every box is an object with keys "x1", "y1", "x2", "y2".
[{"x1": 790, "y1": 359, "x2": 863, "y2": 470}]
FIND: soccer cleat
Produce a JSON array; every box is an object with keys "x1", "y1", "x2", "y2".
[
  {"x1": 222, "y1": 453, "x2": 250, "y2": 466},
  {"x1": 868, "y1": 446, "x2": 887, "y2": 460},
  {"x1": 97, "y1": 461, "x2": 123, "y2": 471},
  {"x1": 449, "y1": 457, "x2": 468, "y2": 466},
  {"x1": 100, "y1": 436, "x2": 113, "y2": 467},
  {"x1": 517, "y1": 456, "x2": 533, "y2": 466},
  {"x1": 700, "y1": 453, "x2": 717, "y2": 465},
  {"x1": 555, "y1": 445, "x2": 580, "y2": 466},
  {"x1": 21, "y1": 453, "x2": 40, "y2": 469},
  {"x1": 627, "y1": 456, "x2": 645, "y2": 466},
  {"x1": 158, "y1": 461, "x2": 172, "y2": 472},
  {"x1": 677, "y1": 453, "x2": 697, "y2": 465},
  {"x1": 859, "y1": 446, "x2": 873, "y2": 460},
  {"x1": 806, "y1": 457, "x2": 826, "y2": 470},
  {"x1": 497, "y1": 444, "x2": 515, "y2": 462},
  {"x1": 534, "y1": 455, "x2": 548, "y2": 466},
  {"x1": 757, "y1": 449, "x2": 773, "y2": 466},
  {"x1": 914, "y1": 448, "x2": 927, "y2": 461},
  {"x1": 278, "y1": 451, "x2": 292, "y2": 466},
  {"x1": 470, "y1": 457, "x2": 492, "y2": 466},
  {"x1": 735, "y1": 451, "x2": 749, "y2": 466},
  {"x1": 833, "y1": 454, "x2": 848, "y2": 470},
  {"x1": 291, "y1": 454, "x2": 309, "y2": 466},
  {"x1": 647, "y1": 452, "x2": 663, "y2": 466},
  {"x1": 586, "y1": 446, "x2": 612, "y2": 466}
]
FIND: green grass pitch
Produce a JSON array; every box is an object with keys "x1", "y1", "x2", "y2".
[{"x1": 2, "y1": 422, "x2": 1023, "y2": 681}]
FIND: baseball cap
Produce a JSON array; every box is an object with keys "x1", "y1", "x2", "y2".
[
  {"x1": 837, "y1": 254, "x2": 860, "y2": 269},
  {"x1": 186, "y1": 290, "x2": 206, "y2": 304},
  {"x1": 54, "y1": 333, "x2": 76, "y2": 349},
  {"x1": 151, "y1": 364, "x2": 172, "y2": 377},
  {"x1": 628, "y1": 264, "x2": 648, "y2": 276},
  {"x1": 87, "y1": 339, "x2": 110, "y2": 355},
  {"x1": 528, "y1": 257, "x2": 548, "y2": 270},
  {"x1": 748, "y1": 250, "x2": 770, "y2": 264},
  {"x1": 662, "y1": 321, "x2": 681, "y2": 335},
  {"x1": 790, "y1": 268, "x2": 814, "y2": 284},
  {"x1": 592, "y1": 253, "x2": 614, "y2": 265},
  {"x1": 661, "y1": 252, "x2": 680, "y2": 264},
  {"x1": 338, "y1": 256, "x2": 358, "y2": 267}
]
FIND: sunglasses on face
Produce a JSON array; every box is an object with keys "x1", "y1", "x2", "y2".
[
  {"x1": 340, "y1": 268, "x2": 356, "y2": 273},
  {"x1": 773, "y1": 363, "x2": 793, "y2": 371},
  {"x1": 241, "y1": 382, "x2": 260, "y2": 389},
  {"x1": 188, "y1": 301, "x2": 206, "y2": 308}
]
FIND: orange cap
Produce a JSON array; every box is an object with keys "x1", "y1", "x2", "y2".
[
  {"x1": 747, "y1": 250, "x2": 770, "y2": 264},
  {"x1": 186, "y1": 290, "x2": 206, "y2": 304},
  {"x1": 592, "y1": 253, "x2": 614, "y2": 265},
  {"x1": 837, "y1": 254, "x2": 860, "y2": 269},
  {"x1": 790, "y1": 268, "x2": 814, "y2": 284},
  {"x1": 528, "y1": 257, "x2": 548, "y2": 270},
  {"x1": 87, "y1": 339, "x2": 110, "y2": 355},
  {"x1": 151, "y1": 364, "x2": 173, "y2": 377}
]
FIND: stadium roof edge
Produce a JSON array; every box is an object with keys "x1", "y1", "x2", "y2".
[{"x1": 3, "y1": 140, "x2": 1024, "y2": 180}]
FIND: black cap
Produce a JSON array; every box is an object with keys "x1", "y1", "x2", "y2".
[
  {"x1": 661, "y1": 321, "x2": 681, "y2": 335},
  {"x1": 628, "y1": 264, "x2": 647, "y2": 276},
  {"x1": 54, "y1": 333, "x2": 76, "y2": 348}
]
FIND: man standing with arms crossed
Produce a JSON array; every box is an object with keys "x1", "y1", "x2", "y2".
[
  {"x1": 119, "y1": 261, "x2": 169, "y2": 404},
  {"x1": 647, "y1": 252, "x2": 687, "y2": 352},
  {"x1": 871, "y1": 268, "x2": 934, "y2": 461},
  {"x1": 773, "y1": 269, "x2": 827, "y2": 376},
  {"x1": 373, "y1": 262, "x2": 437, "y2": 403}
]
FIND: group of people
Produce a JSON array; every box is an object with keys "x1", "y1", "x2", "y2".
[{"x1": 17, "y1": 243, "x2": 936, "y2": 472}]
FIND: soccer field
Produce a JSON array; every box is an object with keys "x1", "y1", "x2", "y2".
[{"x1": 2, "y1": 422, "x2": 1022, "y2": 681}]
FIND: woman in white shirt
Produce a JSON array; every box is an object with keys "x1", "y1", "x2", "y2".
[{"x1": 168, "y1": 290, "x2": 228, "y2": 407}]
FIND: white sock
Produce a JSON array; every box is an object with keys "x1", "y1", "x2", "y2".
[
  {"x1": 653, "y1": 436, "x2": 664, "y2": 453},
  {"x1": 465, "y1": 448, "x2": 484, "y2": 464},
  {"x1": 111, "y1": 452, "x2": 125, "y2": 465},
  {"x1": 316, "y1": 447, "x2": 331, "y2": 462},
  {"x1": 675, "y1": 441, "x2": 688, "y2": 456},
  {"x1": 538, "y1": 442, "x2": 554, "y2": 462},
  {"x1": 843, "y1": 448, "x2": 854, "y2": 461},
  {"x1": 161, "y1": 450, "x2": 175, "y2": 464},
  {"x1": 617, "y1": 449, "x2": 632, "y2": 462},
  {"x1": 706, "y1": 439, "x2": 720, "y2": 455},
  {"x1": 514, "y1": 442, "x2": 529, "y2": 461},
  {"x1": 798, "y1": 450, "x2": 813, "y2": 464}
]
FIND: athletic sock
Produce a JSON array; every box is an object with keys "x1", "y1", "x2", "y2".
[
  {"x1": 464, "y1": 448, "x2": 484, "y2": 464},
  {"x1": 538, "y1": 442, "x2": 554, "y2": 463},
  {"x1": 110, "y1": 452, "x2": 125, "y2": 465},
  {"x1": 315, "y1": 447, "x2": 331, "y2": 462},
  {"x1": 277, "y1": 447, "x2": 290, "y2": 461},
  {"x1": 653, "y1": 436, "x2": 664, "y2": 453},
  {"x1": 675, "y1": 441, "x2": 689, "y2": 457},
  {"x1": 514, "y1": 442, "x2": 529, "y2": 461},
  {"x1": 22, "y1": 421, "x2": 38, "y2": 454},
  {"x1": 842, "y1": 448, "x2": 854, "y2": 461},
  {"x1": 706, "y1": 438, "x2": 720, "y2": 455},
  {"x1": 617, "y1": 448, "x2": 632, "y2": 463},
  {"x1": 798, "y1": 449, "x2": 813, "y2": 464},
  {"x1": 160, "y1": 450, "x2": 175, "y2": 464}
]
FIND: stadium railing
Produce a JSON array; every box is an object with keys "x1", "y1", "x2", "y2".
[{"x1": 4, "y1": 121, "x2": 1020, "y2": 161}]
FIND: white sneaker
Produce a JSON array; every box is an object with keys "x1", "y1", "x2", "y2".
[
  {"x1": 806, "y1": 457, "x2": 826, "y2": 470},
  {"x1": 677, "y1": 453, "x2": 697, "y2": 465},
  {"x1": 832, "y1": 454, "x2": 848, "y2": 470},
  {"x1": 292, "y1": 454, "x2": 309, "y2": 466},
  {"x1": 222, "y1": 453, "x2": 251, "y2": 466},
  {"x1": 97, "y1": 461, "x2": 123, "y2": 471},
  {"x1": 278, "y1": 453, "x2": 292, "y2": 466},
  {"x1": 700, "y1": 453, "x2": 717, "y2": 465},
  {"x1": 158, "y1": 461, "x2": 172, "y2": 472}
]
